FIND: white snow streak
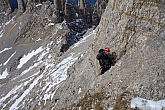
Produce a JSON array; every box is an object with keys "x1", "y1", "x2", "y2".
[
  {"x1": 42, "y1": 53, "x2": 78, "y2": 101},
  {"x1": 0, "y1": 30, "x2": 3, "y2": 38},
  {"x1": 17, "y1": 47, "x2": 43, "y2": 69},
  {"x1": 6, "y1": 43, "x2": 78, "y2": 110},
  {"x1": 78, "y1": 88, "x2": 82, "y2": 94},
  {"x1": 0, "y1": 47, "x2": 12, "y2": 54},
  {"x1": 4, "y1": 51, "x2": 16, "y2": 65},
  {"x1": 36, "y1": 38, "x2": 42, "y2": 41},
  {"x1": 52, "y1": 23, "x2": 63, "y2": 35},
  {"x1": 0, "y1": 28, "x2": 93, "y2": 109},
  {"x1": 48, "y1": 23, "x2": 55, "y2": 26},
  {"x1": 20, "y1": 62, "x2": 40, "y2": 76},
  {"x1": 76, "y1": 13, "x2": 78, "y2": 17},
  {"x1": 11, "y1": 48, "x2": 48, "y2": 81},
  {"x1": 0, "y1": 12, "x2": 5, "y2": 14},
  {"x1": 52, "y1": 53, "x2": 78, "y2": 79},
  {"x1": 56, "y1": 36, "x2": 62, "y2": 44},
  {"x1": 5, "y1": 17, "x2": 15, "y2": 26},
  {"x1": 43, "y1": 93, "x2": 51, "y2": 105},
  {"x1": 0, "y1": 85, "x2": 22, "y2": 105},
  {"x1": 36, "y1": 3, "x2": 42, "y2": 7},
  {"x1": 72, "y1": 30, "x2": 96, "y2": 48},
  {"x1": 9, "y1": 71, "x2": 42, "y2": 110},
  {"x1": 0, "y1": 79, "x2": 34, "y2": 109},
  {"x1": 0, "y1": 68, "x2": 8, "y2": 79},
  {"x1": 131, "y1": 97, "x2": 165, "y2": 110}
]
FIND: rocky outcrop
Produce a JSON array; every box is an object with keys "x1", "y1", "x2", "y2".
[
  {"x1": 0, "y1": 0, "x2": 11, "y2": 12},
  {"x1": 91, "y1": 0, "x2": 165, "y2": 108},
  {"x1": 91, "y1": 0, "x2": 109, "y2": 25},
  {"x1": 17, "y1": 0, "x2": 25, "y2": 12},
  {"x1": 78, "y1": 0, "x2": 88, "y2": 15},
  {"x1": 48, "y1": 0, "x2": 165, "y2": 109},
  {"x1": 4, "y1": 0, "x2": 108, "y2": 27},
  {"x1": 10, "y1": 0, "x2": 108, "y2": 26},
  {"x1": 0, "y1": 0, "x2": 11, "y2": 25},
  {"x1": 54, "y1": 0, "x2": 64, "y2": 14}
]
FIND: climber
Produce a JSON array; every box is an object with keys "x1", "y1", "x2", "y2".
[{"x1": 96, "y1": 46, "x2": 116, "y2": 75}]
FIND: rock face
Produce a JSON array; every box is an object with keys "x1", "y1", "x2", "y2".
[
  {"x1": 0, "y1": 0, "x2": 11, "y2": 12},
  {"x1": 1, "y1": 0, "x2": 108, "y2": 30},
  {"x1": 0, "y1": 0, "x2": 11, "y2": 25},
  {"x1": 8, "y1": 0, "x2": 107, "y2": 25},
  {"x1": 92, "y1": 0, "x2": 165, "y2": 108},
  {"x1": 0, "y1": 0, "x2": 165, "y2": 110},
  {"x1": 91, "y1": 0, "x2": 109, "y2": 25},
  {"x1": 52, "y1": 0, "x2": 165, "y2": 109}
]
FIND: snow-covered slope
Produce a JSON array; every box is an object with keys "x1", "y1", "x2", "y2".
[
  {"x1": 0, "y1": 8, "x2": 96, "y2": 108},
  {"x1": 0, "y1": 30, "x2": 96, "y2": 109},
  {"x1": 131, "y1": 97, "x2": 165, "y2": 110}
]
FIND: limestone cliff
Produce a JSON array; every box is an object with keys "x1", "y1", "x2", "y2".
[
  {"x1": 91, "y1": 0, "x2": 109, "y2": 25},
  {"x1": 0, "y1": 0, "x2": 165, "y2": 110},
  {"x1": 53, "y1": 0, "x2": 165, "y2": 109}
]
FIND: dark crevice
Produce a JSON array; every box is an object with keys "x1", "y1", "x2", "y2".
[{"x1": 21, "y1": 0, "x2": 26, "y2": 11}]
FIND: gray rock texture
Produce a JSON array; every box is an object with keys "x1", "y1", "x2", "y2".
[
  {"x1": 91, "y1": 0, "x2": 109, "y2": 25},
  {"x1": 0, "y1": 0, "x2": 165, "y2": 110},
  {"x1": 0, "y1": 0, "x2": 12, "y2": 26},
  {"x1": 92, "y1": 0, "x2": 165, "y2": 108},
  {"x1": 53, "y1": 0, "x2": 165, "y2": 109}
]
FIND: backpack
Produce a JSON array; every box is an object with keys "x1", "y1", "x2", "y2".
[
  {"x1": 98, "y1": 49, "x2": 117, "y2": 66},
  {"x1": 98, "y1": 49, "x2": 104, "y2": 53}
]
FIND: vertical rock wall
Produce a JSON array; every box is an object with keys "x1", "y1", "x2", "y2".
[
  {"x1": 54, "y1": 0, "x2": 165, "y2": 109},
  {"x1": 92, "y1": 0, "x2": 165, "y2": 103},
  {"x1": 0, "y1": 0, "x2": 11, "y2": 25}
]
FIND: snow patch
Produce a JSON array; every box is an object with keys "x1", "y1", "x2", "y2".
[
  {"x1": 78, "y1": 88, "x2": 82, "y2": 94},
  {"x1": 42, "y1": 53, "x2": 78, "y2": 100},
  {"x1": 0, "y1": 68, "x2": 8, "y2": 79},
  {"x1": 12, "y1": 48, "x2": 48, "y2": 81},
  {"x1": 72, "y1": 30, "x2": 96, "y2": 48},
  {"x1": 0, "y1": 47, "x2": 12, "y2": 54},
  {"x1": 36, "y1": 38, "x2": 42, "y2": 41},
  {"x1": 108, "y1": 107, "x2": 113, "y2": 110},
  {"x1": 0, "y1": 12, "x2": 5, "y2": 14},
  {"x1": 56, "y1": 36, "x2": 62, "y2": 44},
  {"x1": 0, "y1": 80, "x2": 31, "y2": 107},
  {"x1": 0, "y1": 30, "x2": 3, "y2": 38},
  {"x1": 20, "y1": 62, "x2": 40, "y2": 76},
  {"x1": 43, "y1": 93, "x2": 51, "y2": 105},
  {"x1": 17, "y1": 47, "x2": 43, "y2": 69},
  {"x1": 76, "y1": 13, "x2": 78, "y2": 17},
  {"x1": 51, "y1": 53, "x2": 78, "y2": 82},
  {"x1": 4, "y1": 51, "x2": 16, "y2": 65},
  {"x1": 131, "y1": 97, "x2": 165, "y2": 110},
  {"x1": 0, "y1": 85, "x2": 21, "y2": 107},
  {"x1": 9, "y1": 71, "x2": 42, "y2": 110},
  {"x1": 52, "y1": 23, "x2": 63, "y2": 35},
  {"x1": 5, "y1": 17, "x2": 15, "y2": 26},
  {"x1": 48, "y1": 23, "x2": 55, "y2": 26},
  {"x1": 36, "y1": 3, "x2": 42, "y2": 7}
]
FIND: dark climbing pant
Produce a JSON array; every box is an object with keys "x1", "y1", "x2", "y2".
[{"x1": 100, "y1": 64, "x2": 111, "y2": 75}]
